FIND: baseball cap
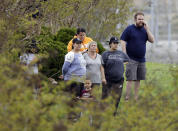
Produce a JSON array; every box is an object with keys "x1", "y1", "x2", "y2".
[
  {"x1": 109, "y1": 37, "x2": 119, "y2": 44},
  {"x1": 72, "y1": 38, "x2": 82, "y2": 44}
]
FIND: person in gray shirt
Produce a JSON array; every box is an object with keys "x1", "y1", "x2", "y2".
[
  {"x1": 101, "y1": 37, "x2": 129, "y2": 116},
  {"x1": 83, "y1": 41, "x2": 106, "y2": 88}
]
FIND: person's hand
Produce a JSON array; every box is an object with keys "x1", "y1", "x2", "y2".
[
  {"x1": 81, "y1": 50, "x2": 88, "y2": 54},
  {"x1": 59, "y1": 75, "x2": 64, "y2": 80},
  {"x1": 102, "y1": 78, "x2": 107, "y2": 85},
  {"x1": 143, "y1": 21, "x2": 149, "y2": 30}
]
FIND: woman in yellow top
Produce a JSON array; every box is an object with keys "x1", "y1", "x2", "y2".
[{"x1": 67, "y1": 28, "x2": 98, "y2": 53}]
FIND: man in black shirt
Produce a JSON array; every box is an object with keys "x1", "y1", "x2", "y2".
[{"x1": 101, "y1": 37, "x2": 129, "y2": 115}]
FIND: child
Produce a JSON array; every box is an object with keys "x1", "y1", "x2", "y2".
[
  {"x1": 80, "y1": 80, "x2": 93, "y2": 100},
  {"x1": 77, "y1": 79, "x2": 94, "y2": 124}
]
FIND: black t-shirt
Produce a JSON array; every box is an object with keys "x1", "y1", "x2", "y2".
[{"x1": 102, "y1": 50, "x2": 129, "y2": 83}]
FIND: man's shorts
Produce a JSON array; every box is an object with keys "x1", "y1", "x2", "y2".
[{"x1": 126, "y1": 59, "x2": 146, "y2": 81}]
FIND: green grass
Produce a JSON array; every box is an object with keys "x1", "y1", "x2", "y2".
[
  {"x1": 120, "y1": 62, "x2": 177, "y2": 105},
  {"x1": 144, "y1": 62, "x2": 174, "y2": 88}
]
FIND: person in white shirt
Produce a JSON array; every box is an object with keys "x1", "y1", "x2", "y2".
[{"x1": 20, "y1": 44, "x2": 40, "y2": 98}]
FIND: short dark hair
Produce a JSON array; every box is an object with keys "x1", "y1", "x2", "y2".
[
  {"x1": 72, "y1": 38, "x2": 82, "y2": 44},
  {"x1": 77, "y1": 28, "x2": 86, "y2": 35},
  {"x1": 72, "y1": 38, "x2": 82, "y2": 49},
  {"x1": 134, "y1": 12, "x2": 144, "y2": 20}
]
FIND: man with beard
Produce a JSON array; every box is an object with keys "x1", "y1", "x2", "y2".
[{"x1": 120, "y1": 12, "x2": 154, "y2": 101}]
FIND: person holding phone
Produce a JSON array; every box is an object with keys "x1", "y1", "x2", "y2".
[{"x1": 120, "y1": 12, "x2": 154, "y2": 101}]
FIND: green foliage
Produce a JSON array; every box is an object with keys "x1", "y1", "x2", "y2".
[
  {"x1": 55, "y1": 28, "x2": 76, "y2": 45},
  {"x1": 40, "y1": 0, "x2": 133, "y2": 41},
  {"x1": 36, "y1": 27, "x2": 68, "y2": 78},
  {"x1": 0, "y1": 57, "x2": 178, "y2": 130},
  {"x1": 97, "y1": 41, "x2": 106, "y2": 54}
]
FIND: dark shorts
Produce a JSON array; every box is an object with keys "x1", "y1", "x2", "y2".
[{"x1": 126, "y1": 59, "x2": 146, "y2": 81}]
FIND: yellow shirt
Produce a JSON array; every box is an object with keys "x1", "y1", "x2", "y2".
[{"x1": 67, "y1": 36, "x2": 98, "y2": 52}]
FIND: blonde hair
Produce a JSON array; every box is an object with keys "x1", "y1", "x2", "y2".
[{"x1": 87, "y1": 41, "x2": 97, "y2": 49}]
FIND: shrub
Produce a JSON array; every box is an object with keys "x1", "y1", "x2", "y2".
[
  {"x1": 97, "y1": 41, "x2": 106, "y2": 54},
  {"x1": 36, "y1": 27, "x2": 68, "y2": 79},
  {"x1": 55, "y1": 28, "x2": 76, "y2": 45}
]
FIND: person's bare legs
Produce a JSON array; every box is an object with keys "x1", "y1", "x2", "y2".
[
  {"x1": 134, "y1": 80, "x2": 140, "y2": 101},
  {"x1": 125, "y1": 81, "x2": 133, "y2": 101}
]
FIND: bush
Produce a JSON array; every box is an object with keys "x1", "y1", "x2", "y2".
[
  {"x1": 37, "y1": 27, "x2": 68, "y2": 79},
  {"x1": 55, "y1": 28, "x2": 76, "y2": 45},
  {"x1": 97, "y1": 41, "x2": 106, "y2": 54}
]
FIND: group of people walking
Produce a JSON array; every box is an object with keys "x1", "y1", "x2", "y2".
[{"x1": 61, "y1": 12, "x2": 154, "y2": 114}]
